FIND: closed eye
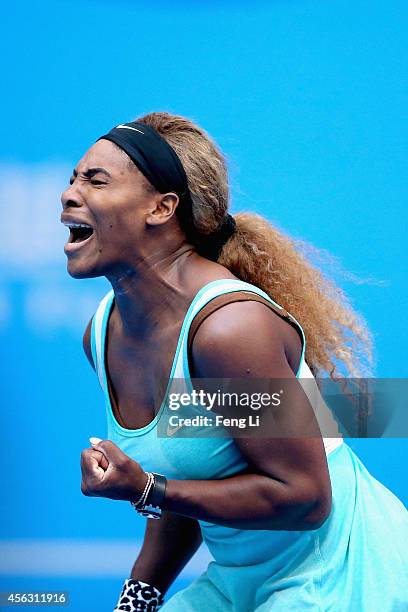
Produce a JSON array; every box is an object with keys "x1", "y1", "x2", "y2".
[
  {"x1": 69, "y1": 167, "x2": 112, "y2": 185},
  {"x1": 68, "y1": 176, "x2": 107, "y2": 186}
]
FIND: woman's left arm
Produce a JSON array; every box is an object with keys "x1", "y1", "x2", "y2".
[
  {"x1": 162, "y1": 300, "x2": 332, "y2": 531},
  {"x1": 81, "y1": 301, "x2": 332, "y2": 531}
]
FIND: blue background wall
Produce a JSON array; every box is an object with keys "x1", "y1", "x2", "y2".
[{"x1": 0, "y1": 0, "x2": 406, "y2": 609}]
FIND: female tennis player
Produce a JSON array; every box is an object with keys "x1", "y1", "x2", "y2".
[{"x1": 61, "y1": 112, "x2": 408, "y2": 611}]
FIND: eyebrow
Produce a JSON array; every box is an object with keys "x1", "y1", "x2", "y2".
[{"x1": 72, "y1": 167, "x2": 112, "y2": 178}]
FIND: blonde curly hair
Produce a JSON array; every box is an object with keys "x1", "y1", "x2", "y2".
[{"x1": 137, "y1": 111, "x2": 374, "y2": 380}]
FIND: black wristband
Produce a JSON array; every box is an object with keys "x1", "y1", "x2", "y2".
[{"x1": 147, "y1": 473, "x2": 167, "y2": 509}]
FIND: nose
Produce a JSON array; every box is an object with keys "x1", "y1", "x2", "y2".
[{"x1": 61, "y1": 182, "x2": 82, "y2": 210}]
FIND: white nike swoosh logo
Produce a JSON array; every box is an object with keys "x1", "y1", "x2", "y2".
[
  {"x1": 166, "y1": 423, "x2": 185, "y2": 436},
  {"x1": 116, "y1": 124, "x2": 145, "y2": 134}
]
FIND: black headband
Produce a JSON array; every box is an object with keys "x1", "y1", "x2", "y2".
[
  {"x1": 98, "y1": 121, "x2": 196, "y2": 238},
  {"x1": 97, "y1": 121, "x2": 236, "y2": 259}
]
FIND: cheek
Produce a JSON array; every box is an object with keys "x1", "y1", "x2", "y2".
[
  {"x1": 105, "y1": 208, "x2": 144, "y2": 238},
  {"x1": 92, "y1": 188, "x2": 147, "y2": 248},
  {"x1": 95, "y1": 213, "x2": 143, "y2": 258},
  {"x1": 103, "y1": 219, "x2": 137, "y2": 244}
]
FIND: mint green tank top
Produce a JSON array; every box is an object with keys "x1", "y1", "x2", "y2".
[{"x1": 90, "y1": 279, "x2": 343, "y2": 565}]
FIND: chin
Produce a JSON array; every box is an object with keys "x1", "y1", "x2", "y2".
[{"x1": 66, "y1": 258, "x2": 103, "y2": 279}]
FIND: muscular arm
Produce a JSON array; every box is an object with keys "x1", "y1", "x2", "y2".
[
  {"x1": 82, "y1": 319, "x2": 203, "y2": 593},
  {"x1": 162, "y1": 301, "x2": 332, "y2": 531},
  {"x1": 130, "y1": 513, "x2": 202, "y2": 594}
]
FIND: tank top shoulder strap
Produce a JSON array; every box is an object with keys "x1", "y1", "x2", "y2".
[
  {"x1": 187, "y1": 290, "x2": 304, "y2": 363},
  {"x1": 90, "y1": 289, "x2": 115, "y2": 392},
  {"x1": 175, "y1": 279, "x2": 306, "y2": 380},
  {"x1": 175, "y1": 279, "x2": 343, "y2": 456}
]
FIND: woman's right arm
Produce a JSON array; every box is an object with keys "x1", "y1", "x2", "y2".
[
  {"x1": 82, "y1": 320, "x2": 203, "y2": 595},
  {"x1": 131, "y1": 513, "x2": 203, "y2": 594}
]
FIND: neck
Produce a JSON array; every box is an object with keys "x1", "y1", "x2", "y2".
[{"x1": 107, "y1": 244, "x2": 199, "y2": 338}]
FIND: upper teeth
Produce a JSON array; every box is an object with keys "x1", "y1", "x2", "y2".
[{"x1": 63, "y1": 222, "x2": 92, "y2": 228}]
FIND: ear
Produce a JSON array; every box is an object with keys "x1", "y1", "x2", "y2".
[{"x1": 146, "y1": 192, "x2": 179, "y2": 227}]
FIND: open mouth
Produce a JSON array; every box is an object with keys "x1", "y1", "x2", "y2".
[
  {"x1": 68, "y1": 223, "x2": 94, "y2": 244},
  {"x1": 62, "y1": 221, "x2": 95, "y2": 254}
]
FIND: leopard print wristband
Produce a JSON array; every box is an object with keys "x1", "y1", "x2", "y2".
[{"x1": 114, "y1": 578, "x2": 164, "y2": 611}]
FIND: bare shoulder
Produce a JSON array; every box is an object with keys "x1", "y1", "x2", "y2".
[
  {"x1": 192, "y1": 300, "x2": 302, "y2": 378},
  {"x1": 83, "y1": 318, "x2": 95, "y2": 370}
]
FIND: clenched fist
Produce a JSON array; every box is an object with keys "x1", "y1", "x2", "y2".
[{"x1": 80, "y1": 439, "x2": 148, "y2": 501}]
